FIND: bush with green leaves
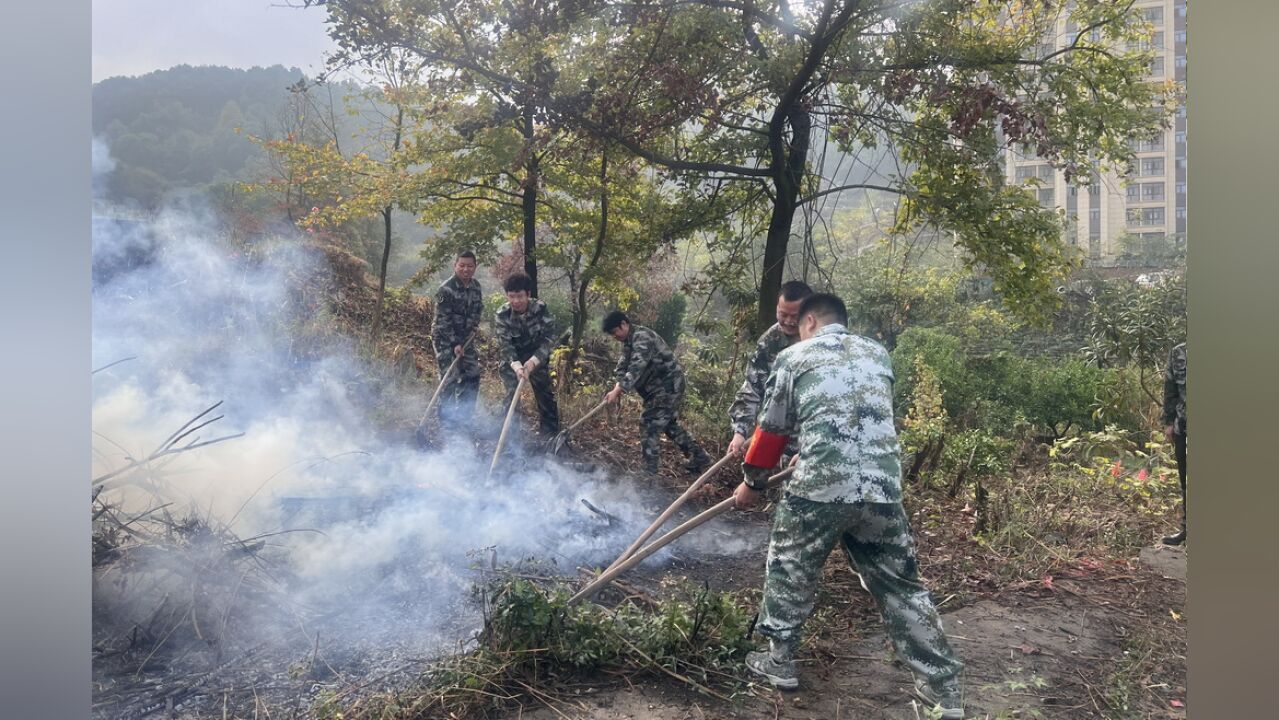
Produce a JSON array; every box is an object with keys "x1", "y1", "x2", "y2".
[
  {"x1": 651, "y1": 292, "x2": 688, "y2": 348},
  {"x1": 900, "y1": 356, "x2": 948, "y2": 463},
  {"x1": 969, "y1": 354, "x2": 1105, "y2": 440},
  {"x1": 1084, "y1": 274, "x2": 1186, "y2": 403},
  {"x1": 940, "y1": 429, "x2": 1014, "y2": 491},
  {"x1": 326, "y1": 577, "x2": 756, "y2": 719},
  {"x1": 891, "y1": 326, "x2": 973, "y2": 421}
]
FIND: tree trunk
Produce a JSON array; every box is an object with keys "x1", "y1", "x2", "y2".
[
  {"x1": 372, "y1": 205, "x2": 393, "y2": 340},
  {"x1": 371, "y1": 105, "x2": 405, "y2": 341},
  {"x1": 563, "y1": 149, "x2": 609, "y2": 390},
  {"x1": 522, "y1": 102, "x2": 539, "y2": 297},
  {"x1": 905, "y1": 440, "x2": 932, "y2": 485},
  {"x1": 756, "y1": 106, "x2": 812, "y2": 332}
]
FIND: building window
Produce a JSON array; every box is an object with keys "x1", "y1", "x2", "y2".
[
  {"x1": 1144, "y1": 7, "x2": 1163, "y2": 24},
  {"x1": 1126, "y1": 184, "x2": 1140, "y2": 201},
  {"x1": 1148, "y1": 56, "x2": 1165, "y2": 77},
  {"x1": 1143, "y1": 182, "x2": 1165, "y2": 202},
  {"x1": 1175, "y1": 30, "x2": 1187, "y2": 44},
  {"x1": 1088, "y1": 182, "x2": 1100, "y2": 197},
  {"x1": 1015, "y1": 165, "x2": 1043, "y2": 182},
  {"x1": 1089, "y1": 208, "x2": 1100, "y2": 233},
  {"x1": 1132, "y1": 31, "x2": 1165, "y2": 51},
  {"x1": 1039, "y1": 165, "x2": 1054, "y2": 180},
  {"x1": 1038, "y1": 188, "x2": 1055, "y2": 206},
  {"x1": 1130, "y1": 134, "x2": 1165, "y2": 153},
  {"x1": 1176, "y1": 182, "x2": 1186, "y2": 196},
  {"x1": 1175, "y1": 55, "x2": 1187, "y2": 69},
  {"x1": 1176, "y1": 207, "x2": 1187, "y2": 221},
  {"x1": 1127, "y1": 207, "x2": 1165, "y2": 227},
  {"x1": 1139, "y1": 157, "x2": 1165, "y2": 176},
  {"x1": 1176, "y1": 157, "x2": 1187, "y2": 171},
  {"x1": 1175, "y1": 130, "x2": 1186, "y2": 145}
]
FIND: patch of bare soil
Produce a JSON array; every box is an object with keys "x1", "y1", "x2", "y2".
[{"x1": 508, "y1": 527, "x2": 1187, "y2": 720}]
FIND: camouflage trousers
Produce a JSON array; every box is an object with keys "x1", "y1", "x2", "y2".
[
  {"x1": 435, "y1": 347, "x2": 481, "y2": 428},
  {"x1": 758, "y1": 493, "x2": 963, "y2": 687},
  {"x1": 499, "y1": 356, "x2": 560, "y2": 435},
  {"x1": 638, "y1": 391, "x2": 706, "y2": 474}
]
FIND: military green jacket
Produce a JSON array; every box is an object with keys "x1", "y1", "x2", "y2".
[
  {"x1": 614, "y1": 324, "x2": 685, "y2": 400},
  {"x1": 432, "y1": 275, "x2": 483, "y2": 353},
  {"x1": 728, "y1": 323, "x2": 797, "y2": 436},
  {"x1": 495, "y1": 298, "x2": 557, "y2": 364},
  {"x1": 1162, "y1": 342, "x2": 1187, "y2": 435},
  {"x1": 756, "y1": 324, "x2": 902, "y2": 504}
]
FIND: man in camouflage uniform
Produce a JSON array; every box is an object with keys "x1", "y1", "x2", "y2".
[
  {"x1": 735, "y1": 293, "x2": 964, "y2": 719},
  {"x1": 495, "y1": 273, "x2": 560, "y2": 435},
  {"x1": 603, "y1": 310, "x2": 712, "y2": 477},
  {"x1": 432, "y1": 250, "x2": 483, "y2": 427},
  {"x1": 727, "y1": 280, "x2": 812, "y2": 457},
  {"x1": 1161, "y1": 342, "x2": 1188, "y2": 545}
]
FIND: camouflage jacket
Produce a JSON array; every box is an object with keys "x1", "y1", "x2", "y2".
[
  {"x1": 756, "y1": 324, "x2": 902, "y2": 504},
  {"x1": 432, "y1": 275, "x2": 482, "y2": 353},
  {"x1": 1162, "y1": 342, "x2": 1187, "y2": 434},
  {"x1": 495, "y1": 298, "x2": 557, "y2": 364},
  {"x1": 614, "y1": 324, "x2": 685, "y2": 400},
  {"x1": 728, "y1": 323, "x2": 797, "y2": 436}
]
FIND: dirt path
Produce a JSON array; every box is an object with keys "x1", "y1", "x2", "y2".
[{"x1": 509, "y1": 540, "x2": 1187, "y2": 720}]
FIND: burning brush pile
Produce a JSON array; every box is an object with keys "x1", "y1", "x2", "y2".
[{"x1": 91, "y1": 403, "x2": 316, "y2": 718}]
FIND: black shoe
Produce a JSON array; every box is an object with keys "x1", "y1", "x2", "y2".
[
  {"x1": 1162, "y1": 529, "x2": 1186, "y2": 546},
  {"x1": 685, "y1": 451, "x2": 712, "y2": 474}
]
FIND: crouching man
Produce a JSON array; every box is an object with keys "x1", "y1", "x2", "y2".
[{"x1": 734, "y1": 293, "x2": 965, "y2": 719}]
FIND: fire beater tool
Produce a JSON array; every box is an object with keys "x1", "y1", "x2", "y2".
[
  {"x1": 416, "y1": 330, "x2": 478, "y2": 437},
  {"x1": 487, "y1": 374, "x2": 528, "y2": 480},
  {"x1": 602, "y1": 453, "x2": 735, "y2": 573},
  {"x1": 569, "y1": 467, "x2": 793, "y2": 605}
]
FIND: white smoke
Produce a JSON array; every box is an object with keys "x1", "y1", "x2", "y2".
[
  {"x1": 90, "y1": 141, "x2": 752, "y2": 659},
  {"x1": 92, "y1": 136, "x2": 115, "y2": 189}
]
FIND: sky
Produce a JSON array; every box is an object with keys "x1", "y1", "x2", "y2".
[{"x1": 92, "y1": 0, "x2": 337, "y2": 82}]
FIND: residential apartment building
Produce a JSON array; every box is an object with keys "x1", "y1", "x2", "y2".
[{"x1": 1005, "y1": 0, "x2": 1187, "y2": 263}]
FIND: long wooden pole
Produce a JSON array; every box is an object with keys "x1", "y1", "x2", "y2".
[
  {"x1": 488, "y1": 374, "x2": 528, "y2": 480},
  {"x1": 602, "y1": 453, "x2": 735, "y2": 573},
  {"x1": 551, "y1": 399, "x2": 610, "y2": 454},
  {"x1": 417, "y1": 330, "x2": 478, "y2": 432},
  {"x1": 570, "y1": 467, "x2": 793, "y2": 605}
]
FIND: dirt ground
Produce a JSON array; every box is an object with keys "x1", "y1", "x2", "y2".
[{"x1": 507, "y1": 513, "x2": 1188, "y2": 720}]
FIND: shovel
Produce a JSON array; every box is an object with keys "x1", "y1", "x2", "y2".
[
  {"x1": 569, "y1": 467, "x2": 793, "y2": 605},
  {"x1": 487, "y1": 374, "x2": 528, "y2": 481},
  {"x1": 551, "y1": 398, "x2": 610, "y2": 455}
]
